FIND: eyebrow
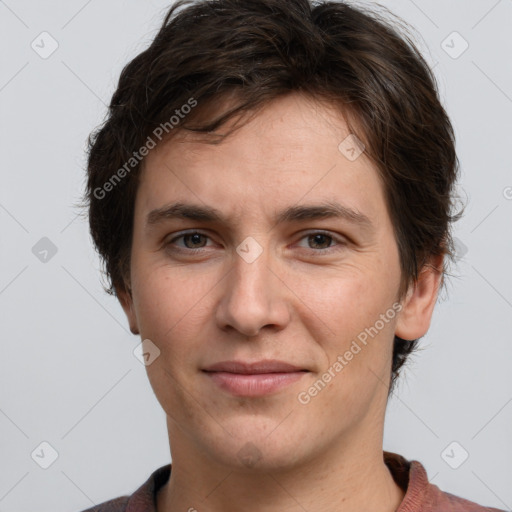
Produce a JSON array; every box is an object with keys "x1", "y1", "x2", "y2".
[{"x1": 146, "y1": 201, "x2": 374, "y2": 233}]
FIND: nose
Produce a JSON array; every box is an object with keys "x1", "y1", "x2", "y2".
[{"x1": 215, "y1": 243, "x2": 291, "y2": 337}]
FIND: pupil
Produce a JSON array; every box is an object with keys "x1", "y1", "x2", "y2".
[
  {"x1": 187, "y1": 234, "x2": 203, "y2": 247},
  {"x1": 311, "y1": 234, "x2": 329, "y2": 249}
]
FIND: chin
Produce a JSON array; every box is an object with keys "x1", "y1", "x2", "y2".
[{"x1": 198, "y1": 423, "x2": 311, "y2": 473}]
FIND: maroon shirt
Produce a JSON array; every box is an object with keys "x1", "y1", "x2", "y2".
[{"x1": 80, "y1": 451, "x2": 505, "y2": 511}]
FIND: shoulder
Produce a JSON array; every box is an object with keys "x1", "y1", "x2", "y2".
[
  {"x1": 79, "y1": 496, "x2": 129, "y2": 512},
  {"x1": 384, "y1": 452, "x2": 506, "y2": 512},
  {"x1": 76, "y1": 464, "x2": 171, "y2": 512},
  {"x1": 430, "y1": 486, "x2": 506, "y2": 511}
]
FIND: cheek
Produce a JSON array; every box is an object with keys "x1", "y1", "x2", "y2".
[
  {"x1": 296, "y1": 264, "x2": 399, "y2": 388},
  {"x1": 131, "y1": 266, "x2": 211, "y2": 417},
  {"x1": 293, "y1": 261, "x2": 397, "y2": 337},
  {"x1": 303, "y1": 280, "x2": 397, "y2": 426},
  {"x1": 132, "y1": 261, "x2": 209, "y2": 339}
]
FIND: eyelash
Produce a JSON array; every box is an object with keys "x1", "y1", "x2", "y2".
[{"x1": 165, "y1": 230, "x2": 346, "y2": 255}]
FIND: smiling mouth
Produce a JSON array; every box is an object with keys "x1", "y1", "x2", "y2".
[{"x1": 202, "y1": 359, "x2": 309, "y2": 396}]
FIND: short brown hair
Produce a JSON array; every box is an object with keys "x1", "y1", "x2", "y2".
[{"x1": 85, "y1": 0, "x2": 462, "y2": 393}]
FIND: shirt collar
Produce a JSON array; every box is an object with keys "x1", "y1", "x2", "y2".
[{"x1": 125, "y1": 451, "x2": 430, "y2": 512}]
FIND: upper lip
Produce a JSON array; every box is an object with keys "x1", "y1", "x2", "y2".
[{"x1": 202, "y1": 360, "x2": 307, "y2": 374}]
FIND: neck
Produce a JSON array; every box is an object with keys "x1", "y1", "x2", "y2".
[{"x1": 156, "y1": 430, "x2": 405, "y2": 512}]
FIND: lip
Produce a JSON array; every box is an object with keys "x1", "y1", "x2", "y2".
[
  {"x1": 203, "y1": 360, "x2": 305, "y2": 374},
  {"x1": 202, "y1": 360, "x2": 308, "y2": 397}
]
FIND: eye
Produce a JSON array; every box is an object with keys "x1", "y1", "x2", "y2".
[
  {"x1": 166, "y1": 231, "x2": 213, "y2": 252},
  {"x1": 165, "y1": 230, "x2": 346, "y2": 255},
  {"x1": 296, "y1": 231, "x2": 346, "y2": 253}
]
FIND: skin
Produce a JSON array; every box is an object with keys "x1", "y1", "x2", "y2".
[{"x1": 118, "y1": 92, "x2": 443, "y2": 512}]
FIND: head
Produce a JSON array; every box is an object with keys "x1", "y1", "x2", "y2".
[{"x1": 86, "y1": 0, "x2": 461, "y2": 470}]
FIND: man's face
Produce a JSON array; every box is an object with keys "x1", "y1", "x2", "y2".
[{"x1": 121, "y1": 93, "x2": 407, "y2": 470}]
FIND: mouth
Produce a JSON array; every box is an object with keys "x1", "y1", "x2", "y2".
[{"x1": 202, "y1": 360, "x2": 309, "y2": 397}]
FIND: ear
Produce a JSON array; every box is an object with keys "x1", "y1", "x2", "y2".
[
  {"x1": 116, "y1": 285, "x2": 140, "y2": 335},
  {"x1": 395, "y1": 253, "x2": 444, "y2": 341}
]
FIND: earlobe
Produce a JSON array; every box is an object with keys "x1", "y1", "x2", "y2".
[
  {"x1": 117, "y1": 286, "x2": 140, "y2": 335},
  {"x1": 395, "y1": 253, "x2": 444, "y2": 341}
]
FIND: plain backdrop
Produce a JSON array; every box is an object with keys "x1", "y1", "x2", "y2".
[{"x1": 1, "y1": 0, "x2": 511, "y2": 511}]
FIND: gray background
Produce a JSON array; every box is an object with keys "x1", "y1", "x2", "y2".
[{"x1": 1, "y1": 0, "x2": 511, "y2": 510}]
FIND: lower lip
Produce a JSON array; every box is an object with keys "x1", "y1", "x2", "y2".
[{"x1": 203, "y1": 371, "x2": 307, "y2": 396}]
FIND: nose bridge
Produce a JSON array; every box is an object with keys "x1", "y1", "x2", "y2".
[
  {"x1": 216, "y1": 236, "x2": 288, "y2": 335},
  {"x1": 230, "y1": 237, "x2": 273, "y2": 309},
  {"x1": 233, "y1": 239, "x2": 270, "y2": 296}
]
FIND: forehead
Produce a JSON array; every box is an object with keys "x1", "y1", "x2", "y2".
[
  {"x1": 164, "y1": 93, "x2": 363, "y2": 168},
  {"x1": 136, "y1": 92, "x2": 387, "y2": 228}
]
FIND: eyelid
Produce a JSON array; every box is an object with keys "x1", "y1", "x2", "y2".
[
  {"x1": 165, "y1": 229, "x2": 347, "y2": 253},
  {"x1": 294, "y1": 230, "x2": 347, "y2": 251},
  {"x1": 165, "y1": 230, "x2": 216, "y2": 249}
]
